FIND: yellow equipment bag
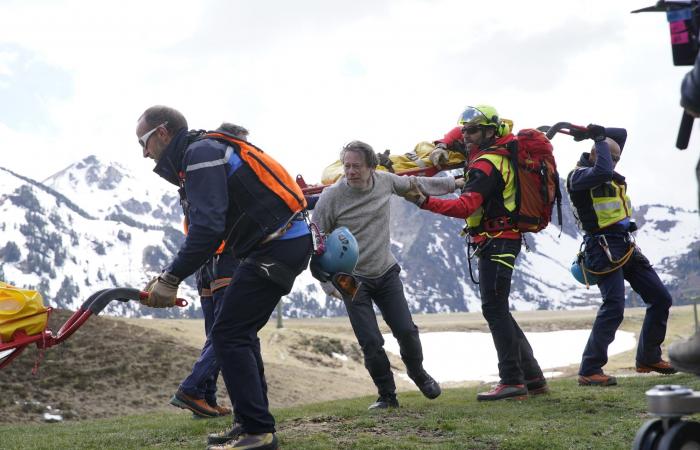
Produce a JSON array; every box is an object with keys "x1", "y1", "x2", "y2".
[
  {"x1": 0, "y1": 282, "x2": 49, "y2": 343},
  {"x1": 321, "y1": 141, "x2": 467, "y2": 185}
]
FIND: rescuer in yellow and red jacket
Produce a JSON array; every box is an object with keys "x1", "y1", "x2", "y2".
[{"x1": 404, "y1": 105, "x2": 546, "y2": 402}]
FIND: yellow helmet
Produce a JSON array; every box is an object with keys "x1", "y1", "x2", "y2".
[
  {"x1": 458, "y1": 105, "x2": 511, "y2": 137},
  {"x1": 458, "y1": 105, "x2": 500, "y2": 128}
]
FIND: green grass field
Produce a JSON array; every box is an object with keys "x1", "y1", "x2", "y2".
[{"x1": 3, "y1": 373, "x2": 700, "y2": 449}]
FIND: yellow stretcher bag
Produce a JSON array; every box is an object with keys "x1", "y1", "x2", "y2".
[
  {"x1": 320, "y1": 141, "x2": 467, "y2": 185},
  {"x1": 0, "y1": 282, "x2": 48, "y2": 343}
]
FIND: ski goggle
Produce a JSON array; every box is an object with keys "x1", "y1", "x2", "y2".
[
  {"x1": 331, "y1": 272, "x2": 361, "y2": 300},
  {"x1": 462, "y1": 125, "x2": 481, "y2": 135},
  {"x1": 138, "y1": 121, "x2": 168, "y2": 148},
  {"x1": 458, "y1": 107, "x2": 489, "y2": 126}
]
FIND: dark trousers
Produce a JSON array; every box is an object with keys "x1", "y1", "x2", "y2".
[
  {"x1": 180, "y1": 252, "x2": 239, "y2": 405},
  {"x1": 580, "y1": 234, "x2": 672, "y2": 376},
  {"x1": 211, "y1": 235, "x2": 311, "y2": 434},
  {"x1": 478, "y1": 238, "x2": 543, "y2": 385},
  {"x1": 345, "y1": 264, "x2": 424, "y2": 397}
]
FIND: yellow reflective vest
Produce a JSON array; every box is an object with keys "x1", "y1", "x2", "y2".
[{"x1": 465, "y1": 153, "x2": 516, "y2": 231}]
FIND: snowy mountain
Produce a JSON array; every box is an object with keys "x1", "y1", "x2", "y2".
[{"x1": 0, "y1": 156, "x2": 698, "y2": 318}]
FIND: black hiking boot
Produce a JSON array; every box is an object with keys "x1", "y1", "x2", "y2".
[
  {"x1": 408, "y1": 369, "x2": 442, "y2": 399},
  {"x1": 477, "y1": 383, "x2": 528, "y2": 401},
  {"x1": 525, "y1": 376, "x2": 549, "y2": 395},
  {"x1": 368, "y1": 394, "x2": 399, "y2": 410},
  {"x1": 208, "y1": 422, "x2": 244, "y2": 445}
]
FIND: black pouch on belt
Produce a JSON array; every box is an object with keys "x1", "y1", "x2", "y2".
[{"x1": 242, "y1": 256, "x2": 297, "y2": 294}]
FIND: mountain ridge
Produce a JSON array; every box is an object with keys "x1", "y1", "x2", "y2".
[{"x1": 1, "y1": 154, "x2": 698, "y2": 318}]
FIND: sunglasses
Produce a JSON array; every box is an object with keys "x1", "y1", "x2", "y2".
[
  {"x1": 462, "y1": 126, "x2": 481, "y2": 135},
  {"x1": 138, "y1": 121, "x2": 168, "y2": 148}
]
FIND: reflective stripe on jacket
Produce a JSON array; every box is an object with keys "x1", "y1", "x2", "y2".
[
  {"x1": 465, "y1": 153, "x2": 516, "y2": 230},
  {"x1": 572, "y1": 178, "x2": 632, "y2": 232}
]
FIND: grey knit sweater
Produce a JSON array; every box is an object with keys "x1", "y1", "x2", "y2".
[{"x1": 312, "y1": 171, "x2": 457, "y2": 278}]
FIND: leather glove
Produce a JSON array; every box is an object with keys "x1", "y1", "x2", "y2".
[
  {"x1": 571, "y1": 128, "x2": 588, "y2": 142},
  {"x1": 586, "y1": 124, "x2": 606, "y2": 142},
  {"x1": 320, "y1": 281, "x2": 343, "y2": 299},
  {"x1": 376, "y1": 149, "x2": 395, "y2": 173},
  {"x1": 403, "y1": 178, "x2": 427, "y2": 207},
  {"x1": 310, "y1": 258, "x2": 330, "y2": 282},
  {"x1": 429, "y1": 147, "x2": 449, "y2": 168},
  {"x1": 142, "y1": 272, "x2": 179, "y2": 308}
]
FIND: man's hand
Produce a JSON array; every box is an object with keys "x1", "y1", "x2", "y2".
[
  {"x1": 142, "y1": 272, "x2": 179, "y2": 308},
  {"x1": 321, "y1": 281, "x2": 343, "y2": 299},
  {"x1": 571, "y1": 129, "x2": 588, "y2": 142},
  {"x1": 403, "y1": 178, "x2": 427, "y2": 207},
  {"x1": 429, "y1": 145, "x2": 449, "y2": 169},
  {"x1": 455, "y1": 177, "x2": 465, "y2": 190},
  {"x1": 310, "y1": 259, "x2": 330, "y2": 282},
  {"x1": 376, "y1": 149, "x2": 395, "y2": 173},
  {"x1": 586, "y1": 124, "x2": 606, "y2": 142}
]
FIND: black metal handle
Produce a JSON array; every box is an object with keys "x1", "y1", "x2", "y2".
[{"x1": 677, "y1": 111, "x2": 694, "y2": 150}]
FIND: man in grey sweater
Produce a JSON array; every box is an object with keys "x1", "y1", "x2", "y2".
[{"x1": 312, "y1": 140, "x2": 464, "y2": 409}]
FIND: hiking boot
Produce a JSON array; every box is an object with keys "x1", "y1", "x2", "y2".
[
  {"x1": 669, "y1": 331, "x2": 700, "y2": 375},
  {"x1": 368, "y1": 394, "x2": 399, "y2": 410},
  {"x1": 408, "y1": 369, "x2": 442, "y2": 399},
  {"x1": 578, "y1": 373, "x2": 617, "y2": 386},
  {"x1": 207, "y1": 432, "x2": 278, "y2": 450},
  {"x1": 208, "y1": 423, "x2": 244, "y2": 445},
  {"x1": 636, "y1": 359, "x2": 678, "y2": 375},
  {"x1": 212, "y1": 405, "x2": 233, "y2": 416},
  {"x1": 169, "y1": 389, "x2": 219, "y2": 417},
  {"x1": 525, "y1": 376, "x2": 549, "y2": 395},
  {"x1": 477, "y1": 383, "x2": 528, "y2": 401}
]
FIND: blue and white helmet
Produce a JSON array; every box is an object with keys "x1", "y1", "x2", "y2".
[{"x1": 315, "y1": 226, "x2": 359, "y2": 275}]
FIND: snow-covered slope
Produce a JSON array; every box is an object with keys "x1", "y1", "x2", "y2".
[{"x1": 1, "y1": 156, "x2": 698, "y2": 318}]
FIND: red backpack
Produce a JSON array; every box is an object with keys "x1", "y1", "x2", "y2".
[{"x1": 507, "y1": 129, "x2": 562, "y2": 233}]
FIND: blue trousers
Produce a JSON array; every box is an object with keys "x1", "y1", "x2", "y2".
[
  {"x1": 180, "y1": 251, "x2": 239, "y2": 406},
  {"x1": 579, "y1": 233, "x2": 673, "y2": 376},
  {"x1": 212, "y1": 235, "x2": 312, "y2": 434}
]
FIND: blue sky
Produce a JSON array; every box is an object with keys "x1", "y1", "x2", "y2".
[{"x1": 0, "y1": 0, "x2": 698, "y2": 209}]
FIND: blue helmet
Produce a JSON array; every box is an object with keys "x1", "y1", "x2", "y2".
[
  {"x1": 315, "y1": 227, "x2": 359, "y2": 275},
  {"x1": 571, "y1": 255, "x2": 598, "y2": 285}
]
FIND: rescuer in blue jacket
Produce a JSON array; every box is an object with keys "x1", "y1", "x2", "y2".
[
  {"x1": 136, "y1": 105, "x2": 311, "y2": 450},
  {"x1": 567, "y1": 125, "x2": 676, "y2": 387}
]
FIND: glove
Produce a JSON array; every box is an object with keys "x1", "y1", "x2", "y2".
[
  {"x1": 403, "y1": 178, "x2": 427, "y2": 207},
  {"x1": 571, "y1": 129, "x2": 588, "y2": 142},
  {"x1": 142, "y1": 272, "x2": 179, "y2": 308},
  {"x1": 586, "y1": 124, "x2": 606, "y2": 142},
  {"x1": 320, "y1": 281, "x2": 343, "y2": 299},
  {"x1": 376, "y1": 149, "x2": 395, "y2": 173},
  {"x1": 429, "y1": 147, "x2": 449, "y2": 168},
  {"x1": 309, "y1": 258, "x2": 330, "y2": 282}
]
